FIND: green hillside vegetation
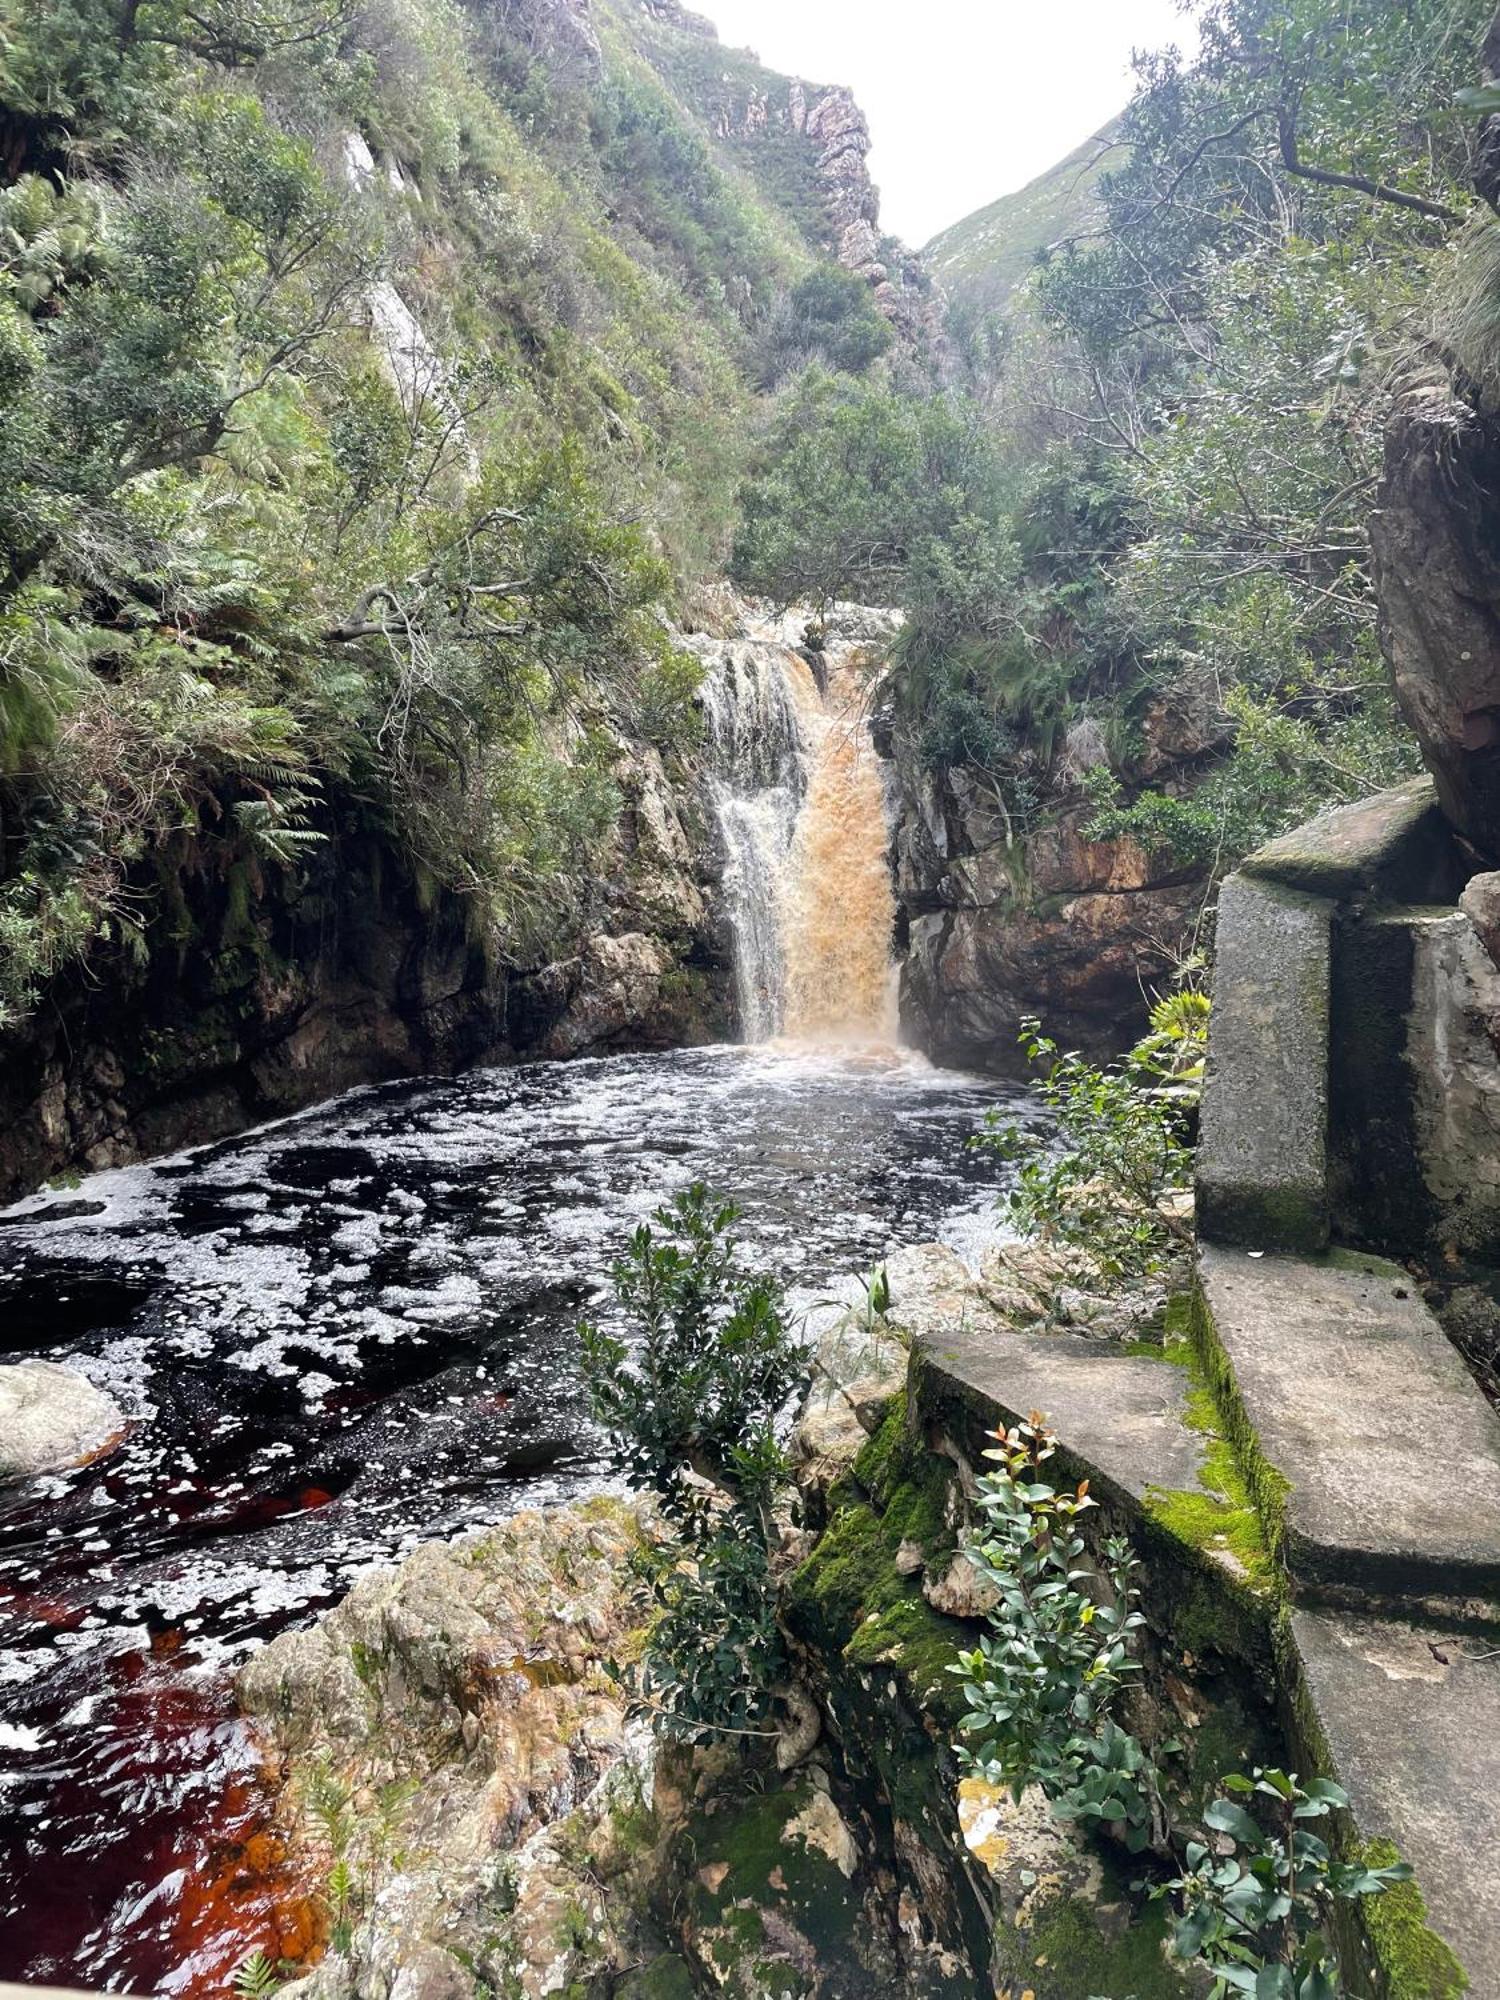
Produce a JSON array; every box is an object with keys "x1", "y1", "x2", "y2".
[
  {"x1": 924, "y1": 121, "x2": 1116, "y2": 317},
  {"x1": 0, "y1": 0, "x2": 895, "y2": 1029},
  {"x1": 738, "y1": 0, "x2": 1494, "y2": 886}
]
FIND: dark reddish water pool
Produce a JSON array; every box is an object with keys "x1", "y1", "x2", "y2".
[{"x1": 0, "y1": 1043, "x2": 1025, "y2": 1992}]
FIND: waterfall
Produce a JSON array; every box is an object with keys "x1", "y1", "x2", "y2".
[{"x1": 695, "y1": 611, "x2": 900, "y2": 1047}]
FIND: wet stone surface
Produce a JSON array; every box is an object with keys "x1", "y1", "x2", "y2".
[{"x1": 0, "y1": 1043, "x2": 1026, "y2": 1992}]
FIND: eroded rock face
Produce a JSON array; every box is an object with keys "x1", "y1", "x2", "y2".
[
  {"x1": 894, "y1": 748, "x2": 1202, "y2": 1068},
  {"x1": 0, "y1": 1360, "x2": 124, "y2": 1481},
  {"x1": 239, "y1": 1499, "x2": 658, "y2": 2000},
  {"x1": 1371, "y1": 383, "x2": 1500, "y2": 860},
  {"x1": 0, "y1": 726, "x2": 730, "y2": 1201}
]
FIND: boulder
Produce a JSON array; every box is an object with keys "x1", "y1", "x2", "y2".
[
  {"x1": 239, "y1": 1499, "x2": 659, "y2": 2000},
  {"x1": 0, "y1": 1360, "x2": 124, "y2": 1480}
]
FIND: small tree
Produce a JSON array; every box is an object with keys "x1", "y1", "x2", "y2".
[
  {"x1": 578, "y1": 1184, "x2": 808, "y2": 1740},
  {"x1": 976, "y1": 1009, "x2": 1201, "y2": 1280},
  {"x1": 951, "y1": 1416, "x2": 1158, "y2": 1853}
]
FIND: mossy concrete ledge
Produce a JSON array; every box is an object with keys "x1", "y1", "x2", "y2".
[
  {"x1": 1196, "y1": 1245, "x2": 1500, "y2": 1610},
  {"x1": 910, "y1": 1313, "x2": 1208, "y2": 1513},
  {"x1": 1196, "y1": 872, "x2": 1332, "y2": 1252},
  {"x1": 1239, "y1": 776, "x2": 1462, "y2": 905},
  {"x1": 1287, "y1": 1607, "x2": 1488, "y2": 1999}
]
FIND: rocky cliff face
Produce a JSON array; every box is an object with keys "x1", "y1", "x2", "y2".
[
  {"x1": 617, "y1": 0, "x2": 945, "y2": 355},
  {"x1": 891, "y1": 720, "x2": 1214, "y2": 1071},
  {"x1": 0, "y1": 739, "x2": 730, "y2": 1203}
]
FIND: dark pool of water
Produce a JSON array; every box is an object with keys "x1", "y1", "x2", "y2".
[{"x1": 0, "y1": 1043, "x2": 1028, "y2": 1992}]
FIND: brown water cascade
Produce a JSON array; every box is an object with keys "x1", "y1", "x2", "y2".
[
  {"x1": 782, "y1": 639, "x2": 900, "y2": 1045},
  {"x1": 695, "y1": 606, "x2": 901, "y2": 1047}
]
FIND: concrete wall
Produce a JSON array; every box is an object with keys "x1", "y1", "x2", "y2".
[{"x1": 1198, "y1": 776, "x2": 1500, "y2": 1265}]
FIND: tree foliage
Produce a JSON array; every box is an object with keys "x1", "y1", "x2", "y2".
[
  {"x1": 0, "y1": 0, "x2": 806, "y2": 1026},
  {"x1": 578, "y1": 1184, "x2": 808, "y2": 1741},
  {"x1": 731, "y1": 0, "x2": 1489, "y2": 909}
]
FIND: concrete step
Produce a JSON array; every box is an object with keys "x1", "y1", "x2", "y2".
[
  {"x1": 1198, "y1": 1245, "x2": 1500, "y2": 1613},
  {"x1": 1290, "y1": 1605, "x2": 1497, "y2": 1997},
  {"x1": 911, "y1": 1308, "x2": 1208, "y2": 1512}
]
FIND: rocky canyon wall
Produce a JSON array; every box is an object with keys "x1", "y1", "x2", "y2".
[
  {"x1": 889, "y1": 699, "x2": 1223, "y2": 1072},
  {"x1": 0, "y1": 738, "x2": 731, "y2": 1204}
]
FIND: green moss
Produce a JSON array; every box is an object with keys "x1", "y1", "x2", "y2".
[
  {"x1": 679, "y1": 1780, "x2": 872, "y2": 1993},
  {"x1": 348, "y1": 1639, "x2": 381, "y2": 1690},
  {"x1": 852, "y1": 1389, "x2": 954, "y2": 1561},
  {"x1": 1358, "y1": 1841, "x2": 1468, "y2": 2000},
  {"x1": 615, "y1": 1957, "x2": 697, "y2": 2000},
  {"x1": 994, "y1": 1886, "x2": 1192, "y2": 2000},
  {"x1": 1141, "y1": 1298, "x2": 1277, "y2": 1605},
  {"x1": 1183, "y1": 1282, "x2": 1292, "y2": 1569},
  {"x1": 851, "y1": 1389, "x2": 908, "y2": 1500}
]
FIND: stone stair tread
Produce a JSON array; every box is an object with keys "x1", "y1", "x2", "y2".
[
  {"x1": 1199, "y1": 1245, "x2": 1500, "y2": 1600},
  {"x1": 914, "y1": 1310, "x2": 1207, "y2": 1507},
  {"x1": 1291, "y1": 1604, "x2": 1500, "y2": 1995}
]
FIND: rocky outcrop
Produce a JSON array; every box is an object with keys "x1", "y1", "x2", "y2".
[
  {"x1": 0, "y1": 738, "x2": 730, "y2": 1204},
  {"x1": 239, "y1": 1499, "x2": 661, "y2": 2000},
  {"x1": 894, "y1": 750, "x2": 1204, "y2": 1069},
  {"x1": 798, "y1": 86, "x2": 944, "y2": 350},
  {"x1": 0, "y1": 1359, "x2": 124, "y2": 1480},
  {"x1": 623, "y1": 0, "x2": 944, "y2": 355},
  {"x1": 1370, "y1": 383, "x2": 1500, "y2": 861},
  {"x1": 493, "y1": 0, "x2": 604, "y2": 83}
]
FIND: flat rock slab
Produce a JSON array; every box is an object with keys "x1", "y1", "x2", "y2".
[
  {"x1": 1291, "y1": 1605, "x2": 1499, "y2": 1993},
  {"x1": 1197, "y1": 873, "x2": 1331, "y2": 1251},
  {"x1": 1241, "y1": 775, "x2": 1459, "y2": 904},
  {"x1": 1199, "y1": 1245, "x2": 1500, "y2": 1604},
  {"x1": 0, "y1": 1359, "x2": 124, "y2": 1481},
  {"x1": 912, "y1": 1311, "x2": 1207, "y2": 1511}
]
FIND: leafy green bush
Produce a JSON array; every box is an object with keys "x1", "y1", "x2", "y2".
[
  {"x1": 761, "y1": 265, "x2": 893, "y2": 383},
  {"x1": 951, "y1": 1416, "x2": 1158, "y2": 1854},
  {"x1": 950, "y1": 1417, "x2": 1414, "y2": 1997},
  {"x1": 977, "y1": 1014, "x2": 1198, "y2": 1281},
  {"x1": 578, "y1": 1184, "x2": 808, "y2": 1740},
  {"x1": 1160, "y1": 1768, "x2": 1411, "y2": 1999}
]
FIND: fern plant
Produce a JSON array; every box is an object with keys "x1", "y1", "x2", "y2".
[{"x1": 231, "y1": 1950, "x2": 282, "y2": 1999}]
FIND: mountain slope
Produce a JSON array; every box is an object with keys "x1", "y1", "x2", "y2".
[
  {"x1": 0, "y1": 0, "x2": 932, "y2": 1188},
  {"x1": 924, "y1": 121, "x2": 1118, "y2": 315}
]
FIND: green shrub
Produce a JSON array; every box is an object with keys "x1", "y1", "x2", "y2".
[
  {"x1": 977, "y1": 1013, "x2": 1198, "y2": 1281},
  {"x1": 578, "y1": 1184, "x2": 808, "y2": 1741}
]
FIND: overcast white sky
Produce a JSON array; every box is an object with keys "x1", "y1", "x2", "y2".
[{"x1": 696, "y1": 0, "x2": 1195, "y2": 246}]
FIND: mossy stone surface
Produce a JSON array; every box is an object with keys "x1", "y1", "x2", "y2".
[
  {"x1": 1240, "y1": 777, "x2": 1457, "y2": 904},
  {"x1": 992, "y1": 1884, "x2": 1194, "y2": 2000},
  {"x1": 672, "y1": 1778, "x2": 905, "y2": 1998}
]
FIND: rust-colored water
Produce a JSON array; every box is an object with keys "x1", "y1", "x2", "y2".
[{"x1": 782, "y1": 643, "x2": 899, "y2": 1046}]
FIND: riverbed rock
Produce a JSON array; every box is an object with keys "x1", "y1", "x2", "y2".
[
  {"x1": 0, "y1": 1360, "x2": 124, "y2": 1480},
  {"x1": 238, "y1": 1498, "x2": 659, "y2": 1996}
]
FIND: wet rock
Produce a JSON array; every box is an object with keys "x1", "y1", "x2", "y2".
[
  {"x1": 0, "y1": 1360, "x2": 123, "y2": 1480},
  {"x1": 891, "y1": 723, "x2": 1205, "y2": 1068},
  {"x1": 240, "y1": 1499, "x2": 659, "y2": 2000},
  {"x1": 671, "y1": 1774, "x2": 912, "y2": 1998},
  {"x1": 1462, "y1": 866, "x2": 1500, "y2": 971},
  {"x1": 533, "y1": 932, "x2": 673, "y2": 1060}
]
